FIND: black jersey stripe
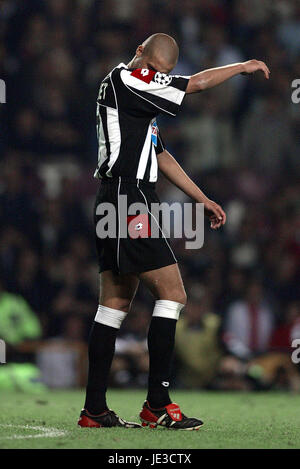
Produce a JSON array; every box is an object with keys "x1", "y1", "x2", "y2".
[
  {"x1": 99, "y1": 106, "x2": 111, "y2": 160},
  {"x1": 168, "y1": 76, "x2": 190, "y2": 92},
  {"x1": 142, "y1": 142, "x2": 154, "y2": 181}
]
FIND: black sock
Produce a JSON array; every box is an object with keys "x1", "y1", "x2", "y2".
[
  {"x1": 147, "y1": 317, "x2": 177, "y2": 408},
  {"x1": 84, "y1": 321, "x2": 117, "y2": 414}
]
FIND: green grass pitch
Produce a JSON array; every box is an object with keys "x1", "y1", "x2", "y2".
[{"x1": 0, "y1": 389, "x2": 300, "y2": 449}]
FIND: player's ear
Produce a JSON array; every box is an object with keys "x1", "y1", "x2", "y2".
[{"x1": 136, "y1": 45, "x2": 144, "y2": 57}]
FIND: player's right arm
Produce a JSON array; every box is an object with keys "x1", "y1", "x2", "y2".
[{"x1": 186, "y1": 59, "x2": 270, "y2": 94}]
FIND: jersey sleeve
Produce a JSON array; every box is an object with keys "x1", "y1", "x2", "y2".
[{"x1": 119, "y1": 68, "x2": 190, "y2": 117}]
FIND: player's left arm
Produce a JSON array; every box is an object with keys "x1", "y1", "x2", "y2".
[
  {"x1": 186, "y1": 59, "x2": 270, "y2": 93},
  {"x1": 157, "y1": 149, "x2": 226, "y2": 229}
]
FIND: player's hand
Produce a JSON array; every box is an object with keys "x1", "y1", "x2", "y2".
[
  {"x1": 241, "y1": 59, "x2": 270, "y2": 79},
  {"x1": 204, "y1": 199, "x2": 226, "y2": 230}
]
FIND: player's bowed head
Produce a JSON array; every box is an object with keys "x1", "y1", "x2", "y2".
[{"x1": 127, "y1": 33, "x2": 179, "y2": 75}]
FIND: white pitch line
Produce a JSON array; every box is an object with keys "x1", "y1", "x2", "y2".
[{"x1": 0, "y1": 424, "x2": 67, "y2": 440}]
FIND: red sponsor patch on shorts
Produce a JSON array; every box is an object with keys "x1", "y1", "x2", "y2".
[
  {"x1": 130, "y1": 68, "x2": 155, "y2": 84},
  {"x1": 127, "y1": 214, "x2": 151, "y2": 238}
]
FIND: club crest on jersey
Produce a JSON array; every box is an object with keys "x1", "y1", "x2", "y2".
[
  {"x1": 131, "y1": 68, "x2": 155, "y2": 83},
  {"x1": 154, "y1": 72, "x2": 172, "y2": 86},
  {"x1": 151, "y1": 121, "x2": 158, "y2": 146}
]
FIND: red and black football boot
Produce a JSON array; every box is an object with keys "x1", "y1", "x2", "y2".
[
  {"x1": 78, "y1": 409, "x2": 142, "y2": 428},
  {"x1": 140, "y1": 401, "x2": 203, "y2": 430}
]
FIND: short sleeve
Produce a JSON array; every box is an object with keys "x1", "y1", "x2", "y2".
[{"x1": 119, "y1": 68, "x2": 190, "y2": 117}]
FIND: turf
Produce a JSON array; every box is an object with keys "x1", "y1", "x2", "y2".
[{"x1": 0, "y1": 389, "x2": 300, "y2": 449}]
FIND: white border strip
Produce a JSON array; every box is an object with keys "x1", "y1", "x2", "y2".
[{"x1": 0, "y1": 424, "x2": 67, "y2": 440}]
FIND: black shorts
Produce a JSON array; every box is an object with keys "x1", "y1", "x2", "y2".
[{"x1": 94, "y1": 177, "x2": 177, "y2": 275}]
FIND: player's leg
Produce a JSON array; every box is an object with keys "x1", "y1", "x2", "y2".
[
  {"x1": 139, "y1": 263, "x2": 186, "y2": 408},
  {"x1": 79, "y1": 270, "x2": 141, "y2": 428},
  {"x1": 139, "y1": 263, "x2": 203, "y2": 430}
]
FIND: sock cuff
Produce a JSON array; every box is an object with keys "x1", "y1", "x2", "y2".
[
  {"x1": 94, "y1": 304, "x2": 127, "y2": 329},
  {"x1": 152, "y1": 299, "x2": 184, "y2": 321}
]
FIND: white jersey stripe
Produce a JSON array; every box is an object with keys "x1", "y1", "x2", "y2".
[
  {"x1": 94, "y1": 105, "x2": 108, "y2": 178},
  {"x1": 149, "y1": 144, "x2": 158, "y2": 182},
  {"x1": 138, "y1": 84, "x2": 185, "y2": 106},
  {"x1": 136, "y1": 122, "x2": 152, "y2": 180}
]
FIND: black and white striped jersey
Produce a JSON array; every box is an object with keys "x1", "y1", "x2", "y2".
[{"x1": 94, "y1": 63, "x2": 190, "y2": 182}]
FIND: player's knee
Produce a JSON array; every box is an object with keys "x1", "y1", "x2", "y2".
[
  {"x1": 164, "y1": 288, "x2": 187, "y2": 306},
  {"x1": 111, "y1": 299, "x2": 132, "y2": 313},
  {"x1": 176, "y1": 290, "x2": 187, "y2": 306},
  {"x1": 99, "y1": 298, "x2": 132, "y2": 313}
]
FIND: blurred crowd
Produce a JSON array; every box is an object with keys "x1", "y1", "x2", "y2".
[{"x1": 0, "y1": 0, "x2": 300, "y2": 391}]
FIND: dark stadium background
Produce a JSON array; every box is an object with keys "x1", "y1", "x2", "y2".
[{"x1": 0, "y1": 0, "x2": 299, "y2": 392}]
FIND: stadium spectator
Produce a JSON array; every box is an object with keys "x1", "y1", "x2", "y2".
[
  {"x1": 223, "y1": 280, "x2": 275, "y2": 360},
  {"x1": 175, "y1": 293, "x2": 222, "y2": 388}
]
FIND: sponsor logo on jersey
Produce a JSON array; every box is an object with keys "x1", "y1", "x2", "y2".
[
  {"x1": 130, "y1": 68, "x2": 156, "y2": 84},
  {"x1": 151, "y1": 121, "x2": 158, "y2": 146}
]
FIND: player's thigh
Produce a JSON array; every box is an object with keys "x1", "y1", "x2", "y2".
[
  {"x1": 138, "y1": 263, "x2": 187, "y2": 305},
  {"x1": 99, "y1": 270, "x2": 140, "y2": 312}
]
